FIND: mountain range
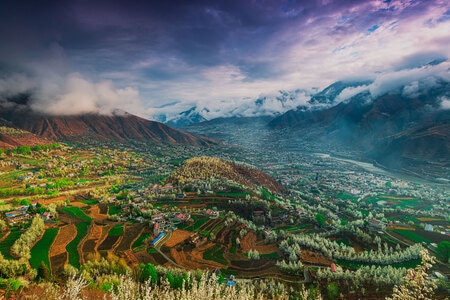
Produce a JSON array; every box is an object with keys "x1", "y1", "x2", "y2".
[
  {"x1": 0, "y1": 105, "x2": 215, "y2": 148},
  {"x1": 181, "y1": 77, "x2": 450, "y2": 176}
]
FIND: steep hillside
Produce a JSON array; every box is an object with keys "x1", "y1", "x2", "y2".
[
  {"x1": 0, "y1": 108, "x2": 216, "y2": 147},
  {"x1": 168, "y1": 156, "x2": 284, "y2": 193},
  {"x1": 0, "y1": 119, "x2": 50, "y2": 149}
]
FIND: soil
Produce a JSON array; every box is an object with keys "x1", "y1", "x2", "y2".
[
  {"x1": 239, "y1": 231, "x2": 279, "y2": 254},
  {"x1": 133, "y1": 250, "x2": 160, "y2": 265},
  {"x1": 87, "y1": 204, "x2": 108, "y2": 223},
  {"x1": 301, "y1": 249, "x2": 333, "y2": 266},
  {"x1": 97, "y1": 235, "x2": 121, "y2": 251},
  {"x1": 50, "y1": 252, "x2": 68, "y2": 274},
  {"x1": 80, "y1": 223, "x2": 104, "y2": 262},
  {"x1": 98, "y1": 203, "x2": 108, "y2": 214},
  {"x1": 170, "y1": 244, "x2": 223, "y2": 269},
  {"x1": 115, "y1": 223, "x2": 145, "y2": 253},
  {"x1": 50, "y1": 224, "x2": 77, "y2": 257},
  {"x1": 164, "y1": 230, "x2": 193, "y2": 247}
]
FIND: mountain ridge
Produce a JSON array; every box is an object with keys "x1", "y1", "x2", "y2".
[{"x1": 0, "y1": 106, "x2": 216, "y2": 147}]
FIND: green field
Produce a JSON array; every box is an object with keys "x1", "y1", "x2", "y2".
[
  {"x1": 185, "y1": 216, "x2": 209, "y2": 232},
  {"x1": 30, "y1": 228, "x2": 59, "y2": 270},
  {"x1": 0, "y1": 229, "x2": 23, "y2": 259},
  {"x1": 366, "y1": 195, "x2": 418, "y2": 209},
  {"x1": 230, "y1": 237, "x2": 237, "y2": 254},
  {"x1": 203, "y1": 244, "x2": 227, "y2": 265},
  {"x1": 260, "y1": 252, "x2": 279, "y2": 259},
  {"x1": 147, "y1": 248, "x2": 158, "y2": 254},
  {"x1": 108, "y1": 206, "x2": 121, "y2": 215},
  {"x1": 81, "y1": 199, "x2": 98, "y2": 205},
  {"x1": 62, "y1": 206, "x2": 92, "y2": 221},
  {"x1": 108, "y1": 224, "x2": 124, "y2": 236},
  {"x1": 132, "y1": 232, "x2": 151, "y2": 249},
  {"x1": 66, "y1": 222, "x2": 90, "y2": 268},
  {"x1": 393, "y1": 229, "x2": 431, "y2": 244}
]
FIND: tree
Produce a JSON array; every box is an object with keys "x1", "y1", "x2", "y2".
[
  {"x1": 0, "y1": 219, "x2": 7, "y2": 232},
  {"x1": 386, "y1": 249, "x2": 437, "y2": 300},
  {"x1": 138, "y1": 263, "x2": 159, "y2": 284},
  {"x1": 327, "y1": 282, "x2": 339, "y2": 299},
  {"x1": 36, "y1": 261, "x2": 51, "y2": 281},
  {"x1": 436, "y1": 241, "x2": 450, "y2": 263},
  {"x1": 315, "y1": 213, "x2": 326, "y2": 227}
]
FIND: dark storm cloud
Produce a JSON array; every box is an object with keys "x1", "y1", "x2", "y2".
[{"x1": 0, "y1": 0, "x2": 448, "y2": 118}]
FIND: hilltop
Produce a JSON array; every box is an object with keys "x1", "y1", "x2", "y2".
[{"x1": 168, "y1": 156, "x2": 284, "y2": 194}]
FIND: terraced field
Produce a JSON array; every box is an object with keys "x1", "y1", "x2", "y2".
[{"x1": 30, "y1": 227, "x2": 59, "y2": 270}]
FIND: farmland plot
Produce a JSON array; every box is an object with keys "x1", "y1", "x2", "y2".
[
  {"x1": 30, "y1": 227, "x2": 59, "y2": 270},
  {"x1": 49, "y1": 224, "x2": 76, "y2": 272},
  {"x1": 115, "y1": 223, "x2": 145, "y2": 253}
]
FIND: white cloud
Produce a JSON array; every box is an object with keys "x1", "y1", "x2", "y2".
[
  {"x1": 30, "y1": 73, "x2": 144, "y2": 116},
  {"x1": 440, "y1": 96, "x2": 450, "y2": 110},
  {"x1": 335, "y1": 85, "x2": 370, "y2": 103}
]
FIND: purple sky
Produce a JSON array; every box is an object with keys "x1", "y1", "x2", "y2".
[{"x1": 0, "y1": 0, "x2": 449, "y2": 119}]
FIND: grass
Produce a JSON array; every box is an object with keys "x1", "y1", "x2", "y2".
[
  {"x1": 66, "y1": 222, "x2": 90, "y2": 268},
  {"x1": 260, "y1": 252, "x2": 279, "y2": 259},
  {"x1": 185, "y1": 217, "x2": 209, "y2": 232},
  {"x1": 30, "y1": 227, "x2": 59, "y2": 270},
  {"x1": 261, "y1": 189, "x2": 275, "y2": 201},
  {"x1": 81, "y1": 199, "x2": 98, "y2": 205},
  {"x1": 393, "y1": 229, "x2": 431, "y2": 244},
  {"x1": 132, "y1": 232, "x2": 151, "y2": 249},
  {"x1": 108, "y1": 206, "x2": 121, "y2": 215},
  {"x1": 203, "y1": 244, "x2": 227, "y2": 265},
  {"x1": 62, "y1": 206, "x2": 92, "y2": 221},
  {"x1": 147, "y1": 248, "x2": 158, "y2": 254},
  {"x1": 230, "y1": 238, "x2": 237, "y2": 254},
  {"x1": 108, "y1": 224, "x2": 124, "y2": 236},
  {"x1": 282, "y1": 224, "x2": 312, "y2": 231},
  {"x1": 212, "y1": 224, "x2": 224, "y2": 235},
  {"x1": 0, "y1": 229, "x2": 23, "y2": 259}
]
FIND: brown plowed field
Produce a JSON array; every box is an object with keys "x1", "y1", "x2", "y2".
[
  {"x1": 301, "y1": 250, "x2": 333, "y2": 265},
  {"x1": 98, "y1": 235, "x2": 121, "y2": 251},
  {"x1": 98, "y1": 203, "x2": 108, "y2": 214},
  {"x1": 115, "y1": 223, "x2": 145, "y2": 253},
  {"x1": 164, "y1": 230, "x2": 193, "y2": 247},
  {"x1": 50, "y1": 224, "x2": 77, "y2": 257},
  {"x1": 87, "y1": 205, "x2": 107, "y2": 223},
  {"x1": 133, "y1": 250, "x2": 160, "y2": 265},
  {"x1": 170, "y1": 244, "x2": 223, "y2": 269},
  {"x1": 239, "y1": 231, "x2": 278, "y2": 254},
  {"x1": 81, "y1": 223, "x2": 104, "y2": 261},
  {"x1": 50, "y1": 252, "x2": 68, "y2": 274},
  {"x1": 123, "y1": 249, "x2": 139, "y2": 266}
]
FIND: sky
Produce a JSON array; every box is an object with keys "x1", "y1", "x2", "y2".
[{"x1": 0, "y1": 0, "x2": 449, "y2": 120}]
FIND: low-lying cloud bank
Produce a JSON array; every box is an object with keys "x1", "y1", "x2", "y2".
[{"x1": 0, "y1": 71, "x2": 143, "y2": 117}]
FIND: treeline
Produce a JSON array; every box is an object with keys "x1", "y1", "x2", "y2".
[
  {"x1": 280, "y1": 234, "x2": 422, "y2": 265},
  {"x1": 11, "y1": 215, "x2": 45, "y2": 259},
  {"x1": 0, "y1": 143, "x2": 60, "y2": 155}
]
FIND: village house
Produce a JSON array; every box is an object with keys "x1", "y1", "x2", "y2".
[{"x1": 368, "y1": 219, "x2": 386, "y2": 230}]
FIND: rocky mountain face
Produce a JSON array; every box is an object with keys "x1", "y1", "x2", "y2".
[{"x1": 0, "y1": 106, "x2": 216, "y2": 147}]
